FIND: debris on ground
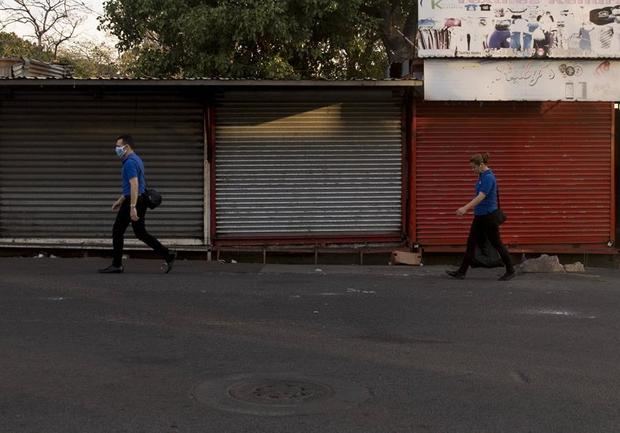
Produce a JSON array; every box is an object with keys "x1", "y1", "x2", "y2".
[
  {"x1": 519, "y1": 255, "x2": 566, "y2": 273},
  {"x1": 390, "y1": 249, "x2": 422, "y2": 266},
  {"x1": 217, "y1": 259, "x2": 238, "y2": 264},
  {"x1": 564, "y1": 262, "x2": 586, "y2": 273}
]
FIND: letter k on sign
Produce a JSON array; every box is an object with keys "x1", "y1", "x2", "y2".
[{"x1": 431, "y1": 0, "x2": 443, "y2": 8}]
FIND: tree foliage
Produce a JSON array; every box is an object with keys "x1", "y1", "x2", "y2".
[
  {"x1": 100, "y1": 0, "x2": 416, "y2": 79},
  {"x1": 0, "y1": 30, "x2": 51, "y2": 59}
]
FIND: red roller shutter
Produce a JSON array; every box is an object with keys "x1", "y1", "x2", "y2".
[{"x1": 414, "y1": 101, "x2": 614, "y2": 249}]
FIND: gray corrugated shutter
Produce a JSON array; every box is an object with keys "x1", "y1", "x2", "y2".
[
  {"x1": 0, "y1": 89, "x2": 204, "y2": 246},
  {"x1": 215, "y1": 91, "x2": 403, "y2": 238}
]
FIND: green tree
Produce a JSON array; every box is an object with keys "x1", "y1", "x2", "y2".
[
  {"x1": 0, "y1": 31, "x2": 51, "y2": 60},
  {"x1": 100, "y1": 0, "x2": 416, "y2": 79},
  {"x1": 368, "y1": 0, "x2": 417, "y2": 76}
]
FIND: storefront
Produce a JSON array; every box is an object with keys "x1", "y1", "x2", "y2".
[
  {"x1": 0, "y1": 86, "x2": 206, "y2": 248},
  {"x1": 213, "y1": 90, "x2": 405, "y2": 246},
  {"x1": 0, "y1": 80, "x2": 414, "y2": 252},
  {"x1": 0, "y1": 79, "x2": 615, "y2": 256},
  {"x1": 415, "y1": 0, "x2": 620, "y2": 254},
  {"x1": 411, "y1": 100, "x2": 616, "y2": 253}
]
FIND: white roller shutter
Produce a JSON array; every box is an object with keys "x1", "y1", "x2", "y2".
[{"x1": 215, "y1": 90, "x2": 403, "y2": 238}]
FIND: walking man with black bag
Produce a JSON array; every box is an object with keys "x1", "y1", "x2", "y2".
[
  {"x1": 446, "y1": 153, "x2": 515, "y2": 281},
  {"x1": 99, "y1": 134, "x2": 176, "y2": 274}
]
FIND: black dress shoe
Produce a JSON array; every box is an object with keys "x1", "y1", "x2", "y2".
[
  {"x1": 98, "y1": 265, "x2": 124, "y2": 274},
  {"x1": 498, "y1": 270, "x2": 516, "y2": 281},
  {"x1": 163, "y1": 251, "x2": 177, "y2": 274},
  {"x1": 446, "y1": 270, "x2": 466, "y2": 280}
]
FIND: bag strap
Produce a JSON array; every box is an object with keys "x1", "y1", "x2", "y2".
[
  {"x1": 496, "y1": 180, "x2": 501, "y2": 209},
  {"x1": 136, "y1": 159, "x2": 149, "y2": 190}
]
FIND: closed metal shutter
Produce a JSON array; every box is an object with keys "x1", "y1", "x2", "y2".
[
  {"x1": 215, "y1": 91, "x2": 403, "y2": 238},
  {"x1": 415, "y1": 101, "x2": 614, "y2": 248},
  {"x1": 0, "y1": 89, "x2": 205, "y2": 246}
]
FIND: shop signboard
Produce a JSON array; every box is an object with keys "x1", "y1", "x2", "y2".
[
  {"x1": 417, "y1": 0, "x2": 620, "y2": 58},
  {"x1": 424, "y1": 59, "x2": 619, "y2": 100}
]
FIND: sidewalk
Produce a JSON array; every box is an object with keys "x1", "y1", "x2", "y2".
[
  {"x1": 5, "y1": 255, "x2": 618, "y2": 282},
  {"x1": 3, "y1": 256, "x2": 620, "y2": 306}
]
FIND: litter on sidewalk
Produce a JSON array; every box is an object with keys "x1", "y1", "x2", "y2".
[{"x1": 520, "y1": 254, "x2": 585, "y2": 273}]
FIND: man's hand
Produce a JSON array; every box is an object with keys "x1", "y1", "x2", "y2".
[
  {"x1": 112, "y1": 199, "x2": 123, "y2": 212},
  {"x1": 130, "y1": 207, "x2": 139, "y2": 222},
  {"x1": 456, "y1": 207, "x2": 467, "y2": 216}
]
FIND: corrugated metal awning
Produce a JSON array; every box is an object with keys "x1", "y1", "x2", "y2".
[{"x1": 0, "y1": 78, "x2": 422, "y2": 87}]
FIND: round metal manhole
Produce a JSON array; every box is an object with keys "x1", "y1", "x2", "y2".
[
  {"x1": 228, "y1": 379, "x2": 334, "y2": 405},
  {"x1": 192, "y1": 374, "x2": 370, "y2": 416}
]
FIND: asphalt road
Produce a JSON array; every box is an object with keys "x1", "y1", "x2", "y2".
[{"x1": 1, "y1": 257, "x2": 620, "y2": 433}]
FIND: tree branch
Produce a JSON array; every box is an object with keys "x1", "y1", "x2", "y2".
[{"x1": 0, "y1": 0, "x2": 86, "y2": 49}]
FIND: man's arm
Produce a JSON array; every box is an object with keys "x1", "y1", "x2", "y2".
[
  {"x1": 112, "y1": 195, "x2": 125, "y2": 211},
  {"x1": 129, "y1": 177, "x2": 139, "y2": 221},
  {"x1": 457, "y1": 192, "x2": 486, "y2": 216}
]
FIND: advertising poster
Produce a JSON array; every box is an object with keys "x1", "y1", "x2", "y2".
[
  {"x1": 417, "y1": 0, "x2": 620, "y2": 58},
  {"x1": 424, "y1": 59, "x2": 620, "y2": 100}
]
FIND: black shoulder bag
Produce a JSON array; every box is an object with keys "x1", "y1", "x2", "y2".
[
  {"x1": 494, "y1": 184, "x2": 507, "y2": 225},
  {"x1": 144, "y1": 186, "x2": 162, "y2": 210},
  {"x1": 139, "y1": 165, "x2": 162, "y2": 210}
]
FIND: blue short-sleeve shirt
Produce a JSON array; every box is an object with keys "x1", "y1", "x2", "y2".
[
  {"x1": 121, "y1": 153, "x2": 146, "y2": 196},
  {"x1": 474, "y1": 169, "x2": 498, "y2": 216}
]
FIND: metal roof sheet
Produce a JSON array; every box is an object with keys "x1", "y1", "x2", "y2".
[{"x1": 0, "y1": 76, "x2": 422, "y2": 87}]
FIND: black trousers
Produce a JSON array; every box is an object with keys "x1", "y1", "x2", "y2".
[
  {"x1": 112, "y1": 196, "x2": 169, "y2": 267},
  {"x1": 458, "y1": 213, "x2": 514, "y2": 274}
]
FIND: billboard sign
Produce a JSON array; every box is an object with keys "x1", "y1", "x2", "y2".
[
  {"x1": 417, "y1": 0, "x2": 620, "y2": 58},
  {"x1": 424, "y1": 59, "x2": 619, "y2": 100}
]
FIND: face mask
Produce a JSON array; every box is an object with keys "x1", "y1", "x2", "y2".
[{"x1": 115, "y1": 145, "x2": 127, "y2": 158}]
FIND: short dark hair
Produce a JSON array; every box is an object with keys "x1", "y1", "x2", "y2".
[{"x1": 116, "y1": 134, "x2": 135, "y2": 147}]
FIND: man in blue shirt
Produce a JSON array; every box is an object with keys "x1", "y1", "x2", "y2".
[
  {"x1": 99, "y1": 135, "x2": 176, "y2": 274},
  {"x1": 472, "y1": 169, "x2": 498, "y2": 216},
  {"x1": 447, "y1": 153, "x2": 514, "y2": 281}
]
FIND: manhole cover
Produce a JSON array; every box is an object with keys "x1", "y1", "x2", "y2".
[
  {"x1": 193, "y1": 374, "x2": 370, "y2": 416},
  {"x1": 229, "y1": 379, "x2": 334, "y2": 405}
]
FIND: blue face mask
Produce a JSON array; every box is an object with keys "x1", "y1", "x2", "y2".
[{"x1": 115, "y1": 145, "x2": 127, "y2": 158}]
